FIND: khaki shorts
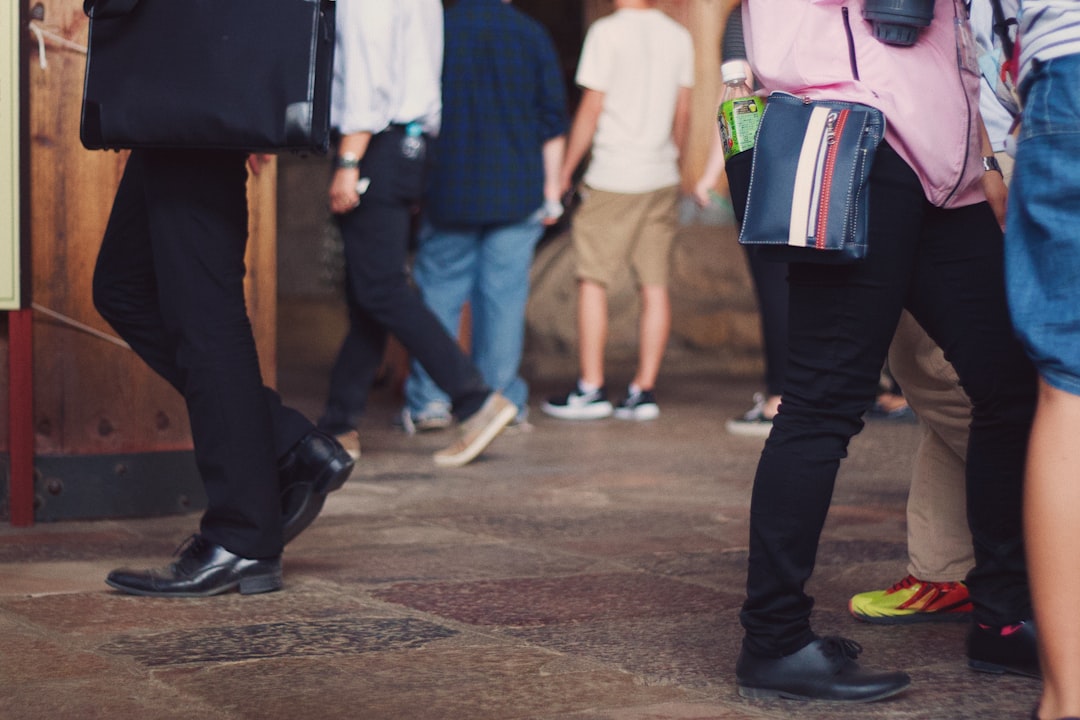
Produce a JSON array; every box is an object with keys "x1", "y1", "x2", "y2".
[{"x1": 571, "y1": 184, "x2": 679, "y2": 287}]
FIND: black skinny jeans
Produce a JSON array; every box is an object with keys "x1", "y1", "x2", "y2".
[
  {"x1": 730, "y1": 145, "x2": 1036, "y2": 657},
  {"x1": 744, "y1": 246, "x2": 789, "y2": 398},
  {"x1": 318, "y1": 127, "x2": 490, "y2": 434}
]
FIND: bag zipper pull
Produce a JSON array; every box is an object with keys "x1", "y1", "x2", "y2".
[{"x1": 824, "y1": 112, "x2": 839, "y2": 144}]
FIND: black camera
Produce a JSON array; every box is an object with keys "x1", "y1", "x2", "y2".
[{"x1": 863, "y1": 0, "x2": 935, "y2": 45}]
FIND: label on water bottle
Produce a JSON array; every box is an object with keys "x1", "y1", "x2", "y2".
[
  {"x1": 401, "y1": 122, "x2": 425, "y2": 160},
  {"x1": 719, "y1": 96, "x2": 765, "y2": 160}
]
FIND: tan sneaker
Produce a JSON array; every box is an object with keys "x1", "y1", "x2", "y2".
[
  {"x1": 433, "y1": 393, "x2": 516, "y2": 468},
  {"x1": 333, "y1": 430, "x2": 362, "y2": 461}
]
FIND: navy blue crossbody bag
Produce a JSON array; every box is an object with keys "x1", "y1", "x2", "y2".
[{"x1": 738, "y1": 92, "x2": 886, "y2": 263}]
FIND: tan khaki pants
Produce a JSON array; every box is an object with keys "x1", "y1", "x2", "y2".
[
  {"x1": 886, "y1": 152, "x2": 1014, "y2": 582},
  {"x1": 888, "y1": 311, "x2": 975, "y2": 582}
]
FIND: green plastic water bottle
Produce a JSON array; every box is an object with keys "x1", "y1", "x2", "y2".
[{"x1": 718, "y1": 61, "x2": 764, "y2": 160}]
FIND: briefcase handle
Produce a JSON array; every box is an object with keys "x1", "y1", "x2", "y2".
[{"x1": 84, "y1": 0, "x2": 141, "y2": 19}]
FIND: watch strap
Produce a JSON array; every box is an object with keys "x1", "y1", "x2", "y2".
[{"x1": 334, "y1": 152, "x2": 361, "y2": 170}]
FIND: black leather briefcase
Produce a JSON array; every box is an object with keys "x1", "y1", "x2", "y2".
[{"x1": 80, "y1": 0, "x2": 335, "y2": 153}]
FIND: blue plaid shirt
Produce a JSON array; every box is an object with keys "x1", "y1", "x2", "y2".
[{"x1": 426, "y1": 0, "x2": 568, "y2": 227}]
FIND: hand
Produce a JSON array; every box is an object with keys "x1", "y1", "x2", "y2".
[
  {"x1": 329, "y1": 168, "x2": 362, "y2": 215},
  {"x1": 540, "y1": 197, "x2": 564, "y2": 226},
  {"x1": 692, "y1": 179, "x2": 713, "y2": 209},
  {"x1": 247, "y1": 154, "x2": 273, "y2": 176}
]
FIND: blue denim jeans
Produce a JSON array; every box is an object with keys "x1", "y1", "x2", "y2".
[
  {"x1": 405, "y1": 211, "x2": 545, "y2": 419},
  {"x1": 1006, "y1": 53, "x2": 1080, "y2": 396}
]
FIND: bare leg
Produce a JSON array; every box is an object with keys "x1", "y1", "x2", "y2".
[
  {"x1": 630, "y1": 283, "x2": 671, "y2": 390},
  {"x1": 578, "y1": 278, "x2": 608, "y2": 388},
  {"x1": 1027, "y1": 379, "x2": 1080, "y2": 719}
]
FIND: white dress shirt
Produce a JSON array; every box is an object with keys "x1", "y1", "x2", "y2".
[{"x1": 331, "y1": 0, "x2": 443, "y2": 137}]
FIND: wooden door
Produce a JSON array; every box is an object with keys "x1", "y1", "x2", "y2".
[{"x1": 4, "y1": 0, "x2": 277, "y2": 521}]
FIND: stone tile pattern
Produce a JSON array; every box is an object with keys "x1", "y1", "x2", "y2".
[
  {"x1": 373, "y1": 574, "x2": 730, "y2": 626},
  {"x1": 100, "y1": 618, "x2": 458, "y2": 666},
  {"x1": 0, "y1": 375, "x2": 1041, "y2": 720}
]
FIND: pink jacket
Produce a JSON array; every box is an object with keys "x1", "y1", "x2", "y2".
[{"x1": 743, "y1": 0, "x2": 985, "y2": 208}]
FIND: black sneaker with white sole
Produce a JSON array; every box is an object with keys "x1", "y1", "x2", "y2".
[
  {"x1": 541, "y1": 384, "x2": 613, "y2": 420},
  {"x1": 614, "y1": 388, "x2": 659, "y2": 420},
  {"x1": 725, "y1": 393, "x2": 774, "y2": 437}
]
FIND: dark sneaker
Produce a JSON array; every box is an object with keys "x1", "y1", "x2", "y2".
[
  {"x1": 614, "y1": 388, "x2": 659, "y2": 420},
  {"x1": 725, "y1": 393, "x2": 774, "y2": 437},
  {"x1": 849, "y1": 574, "x2": 972, "y2": 624},
  {"x1": 968, "y1": 620, "x2": 1041, "y2": 678},
  {"x1": 541, "y1": 384, "x2": 613, "y2": 420}
]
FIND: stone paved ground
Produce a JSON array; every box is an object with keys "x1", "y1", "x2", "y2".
[{"x1": 0, "y1": 338, "x2": 1042, "y2": 719}]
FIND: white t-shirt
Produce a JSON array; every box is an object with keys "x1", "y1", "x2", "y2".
[{"x1": 575, "y1": 8, "x2": 694, "y2": 194}]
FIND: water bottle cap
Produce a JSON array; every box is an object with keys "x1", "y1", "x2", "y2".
[{"x1": 721, "y1": 61, "x2": 748, "y2": 85}]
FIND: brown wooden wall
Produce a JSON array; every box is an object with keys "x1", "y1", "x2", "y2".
[{"x1": 2, "y1": 0, "x2": 277, "y2": 457}]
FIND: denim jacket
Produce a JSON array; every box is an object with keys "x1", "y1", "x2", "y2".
[{"x1": 743, "y1": 0, "x2": 985, "y2": 208}]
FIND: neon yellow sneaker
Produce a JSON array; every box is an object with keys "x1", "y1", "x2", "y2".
[{"x1": 849, "y1": 574, "x2": 972, "y2": 624}]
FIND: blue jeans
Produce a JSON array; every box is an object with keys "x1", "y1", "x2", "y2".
[
  {"x1": 405, "y1": 211, "x2": 545, "y2": 419},
  {"x1": 1006, "y1": 54, "x2": 1080, "y2": 396}
]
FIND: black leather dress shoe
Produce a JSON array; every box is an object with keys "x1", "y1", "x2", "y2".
[
  {"x1": 736, "y1": 636, "x2": 911, "y2": 702},
  {"x1": 279, "y1": 429, "x2": 355, "y2": 544},
  {"x1": 968, "y1": 619, "x2": 1040, "y2": 678},
  {"x1": 105, "y1": 535, "x2": 282, "y2": 597}
]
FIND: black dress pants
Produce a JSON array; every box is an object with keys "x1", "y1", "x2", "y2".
[
  {"x1": 93, "y1": 149, "x2": 312, "y2": 559},
  {"x1": 731, "y1": 145, "x2": 1036, "y2": 656}
]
